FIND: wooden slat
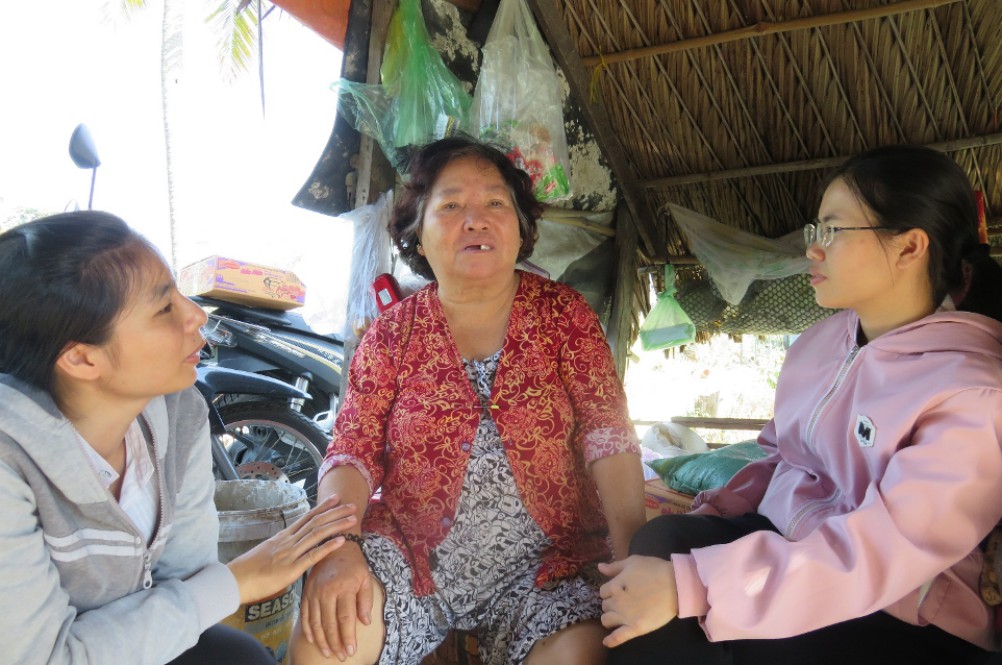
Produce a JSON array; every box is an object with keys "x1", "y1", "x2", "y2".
[
  {"x1": 526, "y1": 0, "x2": 665, "y2": 259},
  {"x1": 648, "y1": 245, "x2": 1002, "y2": 269},
  {"x1": 642, "y1": 131, "x2": 1002, "y2": 188},
  {"x1": 670, "y1": 417, "x2": 770, "y2": 431},
  {"x1": 581, "y1": 0, "x2": 960, "y2": 67},
  {"x1": 542, "y1": 207, "x2": 617, "y2": 237}
]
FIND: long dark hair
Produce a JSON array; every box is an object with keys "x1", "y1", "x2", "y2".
[
  {"x1": 0, "y1": 211, "x2": 158, "y2": 393},
  {"x1": 389, "y1": 135, "x2": 543, "y2": 280},
  {"x1": 826, "y1": 145, "x2": 1002, "y2": 321}
]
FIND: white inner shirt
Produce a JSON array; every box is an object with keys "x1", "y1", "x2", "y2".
[{"x1": 76, "y1": 419, "x2": 160, "y2": 545}]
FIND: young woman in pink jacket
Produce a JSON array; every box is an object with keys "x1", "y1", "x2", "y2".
[{"x1": 601, "y1": 145, "x2": 1002, "y2": 664}]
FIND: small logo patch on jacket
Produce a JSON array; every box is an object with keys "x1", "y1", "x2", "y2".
[{"x1": 855, "y1": 415, "x2": 876, "y2": 447}]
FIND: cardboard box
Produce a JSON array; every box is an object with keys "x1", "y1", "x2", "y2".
[
  {"x1": 179, "y1": 255, "x2": 306, "y2": 310},
  {"x1": 644, "y1": 477, "x2": 694, "y2": 521}
]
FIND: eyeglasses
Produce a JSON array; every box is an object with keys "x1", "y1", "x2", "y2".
[{"x1": 803, "y1": 220, "x2": 890, "y2": 248}]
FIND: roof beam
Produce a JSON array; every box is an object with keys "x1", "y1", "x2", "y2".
[
  {"x1": 582, "y1": 0, "x2": 960, "y2": 67},
  {"x1": 526, "y1": 0, "x2": 665, "y2": 259},
  {"x1": 641, "y1": 131, "x2": 1002, "y2": 188}
]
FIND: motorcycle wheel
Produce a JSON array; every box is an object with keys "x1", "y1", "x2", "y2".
[{"x1": 217, "y1": 401, "x2": 328, "y2": 505}]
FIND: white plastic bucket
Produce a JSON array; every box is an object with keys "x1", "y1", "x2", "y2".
[{"x1": 215, "y1": 479, "x2": 309, "y2": 664}]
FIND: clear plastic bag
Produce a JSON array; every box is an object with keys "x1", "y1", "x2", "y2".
[
  {"x1": 639, "y1": 265, "x2": 696, "y2": 351},
  {"x1": 470, "y1": 0, "x2": 571, "y2": 201},
  {"x1": 642, "y1": 422, "x2": 708, "y2": 457},
  {"x1": 342, "y1": 191, "x2": 394, "y2": 342},
  {"x1": 669, "y1": 203, "x2": 810, "y2": 306},
  {"x1": 334, "y1": 0, "x2": 471, "y2": 172}
]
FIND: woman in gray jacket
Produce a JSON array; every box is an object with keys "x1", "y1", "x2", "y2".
[{"x1": 0, "y1": 211, "x2": 358, "y2": 665}]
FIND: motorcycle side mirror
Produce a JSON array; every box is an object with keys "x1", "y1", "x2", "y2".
[{"x1": 69, "y1": 124, "x2": 101, "y2": 209}]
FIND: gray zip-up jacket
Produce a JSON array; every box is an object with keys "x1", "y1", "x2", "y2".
[{"x1": 0, "y1": 375, "x2": 239, "y2": 665}]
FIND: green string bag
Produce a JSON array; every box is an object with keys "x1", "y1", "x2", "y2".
[{"x1": 639, "y1": 265, "x2": 696, "y2": 351}]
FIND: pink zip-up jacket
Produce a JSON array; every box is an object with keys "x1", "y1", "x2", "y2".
[{"x1": 680, "y1": 308, "x2": 1002, "y2": 650}]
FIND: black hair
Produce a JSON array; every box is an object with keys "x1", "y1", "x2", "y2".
[
  {"x1": 826, "y1": 145, "x2": 1002, "y2": 321},
  {"x1": 389, "y1": 134, "x2": 543, "y2": 280},
  {"x1": 0, "y1": 211, "x2": 159, "y2": 393}
]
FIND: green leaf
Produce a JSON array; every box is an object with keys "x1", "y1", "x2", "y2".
[{"x1": 206, "y1": 0, "x2": 259, "y2": 83}]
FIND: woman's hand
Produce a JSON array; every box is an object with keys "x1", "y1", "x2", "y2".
[
  {"x1": 299, "y1": 540, "x2": 374, "y2": 661},
  {"x1": 598, "y1": 556, "x2": 679, "y2": 648},
  {"x1": 226, "y1": 495, "x2": 357, "y2": 605}
]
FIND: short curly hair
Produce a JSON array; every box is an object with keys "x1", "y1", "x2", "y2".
[{"x1": 389, "y1": 135, "x2": 543, "y2": 280}]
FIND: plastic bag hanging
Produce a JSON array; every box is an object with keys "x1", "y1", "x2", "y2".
[
  {"x1": 668, "y1": 203, "x2": 809, "y2": 306},
  {"x1": 342, "y1": 191, "x2": 394, "y2": 342},
  {"x1": 639, "y1": 265, "x2": 696, "y2": 351},
  {"x1": 333, "y1": 0, "x2": 471, "y2": 172},
  {"x1": 470, "y1": 0, "x2": 572, "y2": 201}
]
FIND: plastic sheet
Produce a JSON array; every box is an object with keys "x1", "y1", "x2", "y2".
[
  {"x1": 639, "y1": 265, "x2": 696, "y2": 351},
  {"x1": 669, "y1": 203, "x2": 810, "y2": 306},
  {"x1": 333, "y1": 0, "x2": 471, "y2": 172},
  {"x1": 470, "y1": 0, "x2": 572, "y2": 201}
]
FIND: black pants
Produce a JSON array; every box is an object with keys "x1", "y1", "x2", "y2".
[
  {"x1": 167, "y1": 624, "x2": 276, "y2": 665},
  {"x1": 607, "y1": 513, "x2": 1000, "y2": 665}
]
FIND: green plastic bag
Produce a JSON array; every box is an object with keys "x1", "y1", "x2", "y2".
[
  {"x1": 334, "y1": 0, "x2": 471, "y2": 172},
  {"x1": 639, "y1": 265, "x2": 696, "y2": 350},
  {"x1": 647, "y1": 441, "x2": 768, "y2": 496}
]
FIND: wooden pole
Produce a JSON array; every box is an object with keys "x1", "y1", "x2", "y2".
[{"x1": 353, "y1": 0, "x2": 395, "y2": 209}]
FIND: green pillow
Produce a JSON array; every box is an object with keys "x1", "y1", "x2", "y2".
[{"x1": 646, "y1": 441, "x2": 767, "y2": 496}]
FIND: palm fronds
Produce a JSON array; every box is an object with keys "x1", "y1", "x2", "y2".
[{"x1": 206, "y1": 0, "x2": 260, "y2": 83}]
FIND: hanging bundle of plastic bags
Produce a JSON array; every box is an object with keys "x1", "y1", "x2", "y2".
[
  {"x1": 334, "y1": 0, "x2": 471, "y2": 172},
  {"x1": 341, "y1": 191, "x2": 394, "y2": 342},
  {"x1": 470, "y1": 0, "x2": 572, "y2": 201},
  {"x1": 639, "y1": 265, "x2": 696, "y2": 350}
]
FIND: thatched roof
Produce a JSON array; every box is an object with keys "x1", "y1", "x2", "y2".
[
  {"x1": 291, "y1": 0, "x2": 1001, "y2": 356},
  {"x1": 531, "y1": 0, "x2": 1002, "y2": 259}
]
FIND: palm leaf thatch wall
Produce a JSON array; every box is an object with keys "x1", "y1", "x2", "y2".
[
  {"x1": 529, "y1": 0, "x2": 1002, "y2": 347},
  {"x1": 545, "y1": 0, "x2": 1001, "y2": 247}
]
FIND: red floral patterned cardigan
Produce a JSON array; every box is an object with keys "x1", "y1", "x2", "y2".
[{"x1": 319, "y1": 271, "x2": 639, "y2": 596}]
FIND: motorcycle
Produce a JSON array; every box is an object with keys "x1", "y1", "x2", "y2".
[
  {"x1": 195, "y1": 364, "x2": 327, "y2": 503},
  {"x1": 193, "y1": 295, "x2": 345, "y2": 434},
  {"x1": 67, "y1": 124, "x2": 327, "y2": 503}
]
